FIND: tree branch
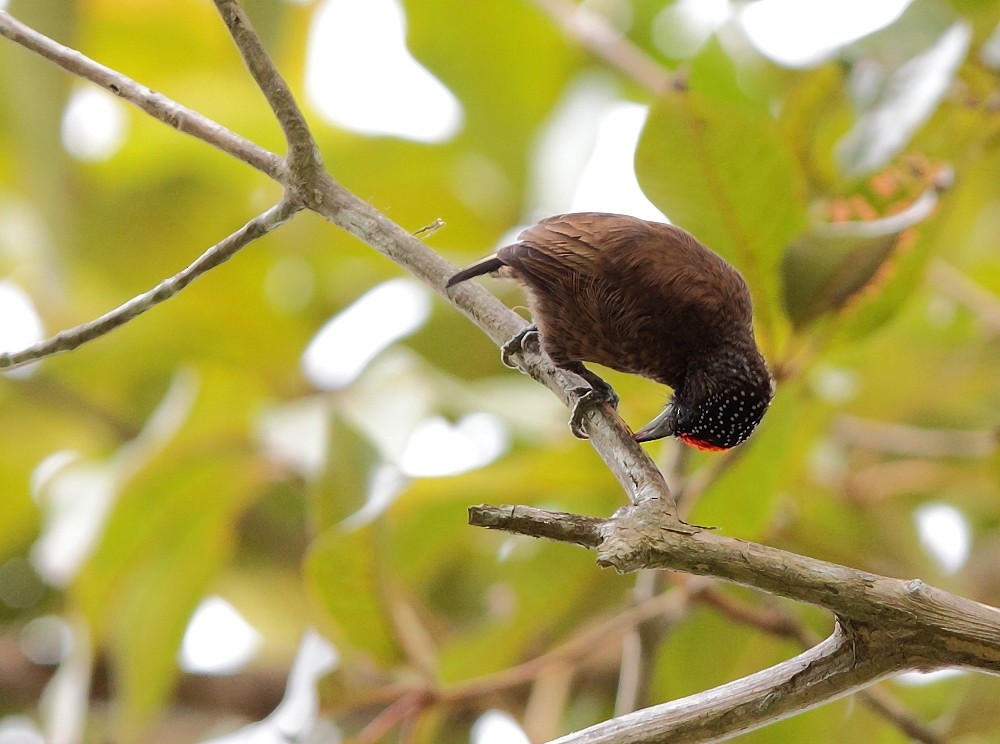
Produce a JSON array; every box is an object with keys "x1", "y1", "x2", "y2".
[
  {"x1": 692, "y1": 583, "x2": 944, "y2": 743},
  {"x1": 211, "y1": 0, "x2": 323, "y2": 182},
  {"x1": 470, "y1": 501, "x2": 1000, "y2": 652},
  {"x1": 0, "y1": 10, "x2": 286, "y2": 181},
  {"x1": 214, "y1": 6, "x2": 645, "y2": 465},
  {"x1": 0, "y1": 199, "x2": 300, "y2": 370},
  {"x1": 0, "y1": 6, "x2": 675, "y2": 510},
  {"x1": 530, "y1": 0, "x2": 678, "y2": 94},
  {"x1": 550, "y1": 624, "x2": 898, "y2": 743},
  {"x1": 834, "y1": 413, "x2": 998, "y2": 459},
  {"x1": 929, "y1": 259, "x2": 1000, "y2": 335},
  {"x1": 470, "y1": 502, "x2": 1000, "y2": 741}
]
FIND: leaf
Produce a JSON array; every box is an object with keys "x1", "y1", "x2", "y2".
[
  {"x1": 783, "y1": 232, "x2": 899, "y2": 329},
  {"x1": 837, "y1": 22, "x2": 971, "y2": 177},
  {"x1": 68, "y1": 364, "x2": 270, "y2": 733},
  {"x1": 76, "y1": 450, "x2": 263, "y2": 735},
  {"x1": 635, "y1": 77, "x2": 807, "y2": 348},
  {"x1": 309, "y1": 409, "x2": 382, "y2": 533},
  {"x1": 781, "y1": 183, "x2": 944, "y2": 330},
  {"x1": 436, "y1": 540, "x2": 614, "y2": 682},
  {"x1": 304, "y1": 523, "x2": 399, "y2": 665},
  {"x1": 403, "y1": 0, "x2": 579, "y2": 186},
  {"x1": 778, "y1": 63, "x2": 853, "y2": 192}
]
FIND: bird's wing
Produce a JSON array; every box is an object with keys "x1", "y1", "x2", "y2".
[
  {"x1": 501, "y1": 213, "x2": 649, "y2": 281},
  {"x1": 514, "y1": 215, "x2": 605, "y2": 271}
]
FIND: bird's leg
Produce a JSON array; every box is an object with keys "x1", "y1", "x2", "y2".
[
  {"x1": 567, "y1": 364, "x2": 620, "y2": 407},
  {"x1": 501, "y1": 325, "x2": 540, "y2": 368},
  {"x1": 562, "y1": 362, "x2": 619, "y2": 439},
  {"x1": 501, "y1": 329, "x2": 618, "y2": 438}
]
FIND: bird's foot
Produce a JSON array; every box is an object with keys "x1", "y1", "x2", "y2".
[
  {"x1": 568, "y1": 381, "x2": 619, "y2": 439},
  {"x1": 501, "y1": 325, "x2": 540, "y2": 368},
  {"x1": 574, "y1": 370, "x2": 619, "y2": 410}
]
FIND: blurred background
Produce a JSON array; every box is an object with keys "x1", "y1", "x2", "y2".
[{"x1": 0, "y1": 0, "x2": 999, "y2": 742}]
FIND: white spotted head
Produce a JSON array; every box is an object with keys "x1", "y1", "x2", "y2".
[{"x1": 674, "y1": 380, "x2": 773, "y2": 451}]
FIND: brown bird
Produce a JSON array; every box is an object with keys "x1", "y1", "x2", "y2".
[{"x1": 447, "y1": 212, "x2": 774, "y2": 450}]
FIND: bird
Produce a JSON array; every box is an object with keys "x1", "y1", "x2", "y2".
[{"x1": 446, "y1": 212, "x2": 774, "y2": 450}]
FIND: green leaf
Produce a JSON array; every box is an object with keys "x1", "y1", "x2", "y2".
[
  {"x1": 68, "y1": 364, "x2": 269, "y2": 733},
  {"x1": 309, "y1": 411, "x2": 383, "y2": 533},
  {"x1": 304, "y1": 523, "x2": 399, "y2": 665},
  {"x1": 403, "y1": 0, "x2": 579, "y2": 184},
  {"x1": 635, "y1": 80, "x2": 807, "y2": 348},
  {"x1": 781, "y1": 184, "x2": 944, "y2": 330},
  {"x1": 837, "y1": 17, "x2": 970, "y2": 176},
  {"x1": 783, "y1": 232, "x2": 899, "y2": 329},
  {"x1": 76, "y1": 450, "x2": 263, "y2": 735},
  {"x1": 778, "y1": 63, "x2": 853, "y2": 192}
]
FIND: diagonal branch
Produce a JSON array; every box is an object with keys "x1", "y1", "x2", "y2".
[
  {"x1": 531, "y1": 0, "x2": 678, "y2": 94},
  {"x1": 834, "y1": 413, "x2": 997, "y2": 459},
  {"x1": 0, "y1": 6, "x2": 673, "y2": 512},
  {"x1": 929, "y1": 259, "x2": 1000, "y2": 335},
  {"x1": 0, "y1": 199, "x2": 301, "y2": 370},
  {"x1": 207, "y1": 2, "x2": 671, "y2": 508},
  {"x1": 551, "y1": 624, "x2": 897, "y2": 744},
  {"x1": 0, "y1": 10, "x2": 286, "y2": 181},
  {"x1": 692, "y1": 583, "x2": 944, "y2": 743}
]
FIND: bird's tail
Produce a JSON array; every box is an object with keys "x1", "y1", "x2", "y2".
[{"x1": 446, "y1": 256, "x2": 505, "y2": 288}]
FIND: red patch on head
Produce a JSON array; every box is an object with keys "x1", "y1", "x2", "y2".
[{"x1": 678, "y1": 434, "x2": 730, "y2": 452}]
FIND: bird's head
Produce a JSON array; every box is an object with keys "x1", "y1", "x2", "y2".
[{"x1": 634, "y1": 362, "x2": 774, "y2": 450}]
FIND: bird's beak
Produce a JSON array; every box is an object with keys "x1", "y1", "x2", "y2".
[{"x1": 633, "y1": 405, "x2": 676, "y2": 443}]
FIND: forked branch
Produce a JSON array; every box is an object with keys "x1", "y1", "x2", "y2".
[{"x1": 470, "y1": 501, "x2": 1000, "y2": 741}]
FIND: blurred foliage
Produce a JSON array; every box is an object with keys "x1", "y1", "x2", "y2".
[{"x1": 1, "y1": 0, "x2": 1000, "y2": 742}]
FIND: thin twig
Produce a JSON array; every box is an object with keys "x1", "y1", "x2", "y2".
[
  {"x1": 354, "y1": 690, "x2": 430, "y2": 744},
  {"x1": 858, "y1": 687, "x2": 945, "y2": 744},
  {"x1": 441, "y1": 586, "x2": 691, "y2": 703},
  {"x1": 531, "y1": 0, "x2": 678, "y2": 94},
  {"x1": 929, "y1": 259, "x2": 1000, "y2": 334},
  {"x1": 319, "y1": 587, "x2": 692, "y2": 720},
  {"x1": 413, "y1": 218, "x2": 446, "y2": 238},
  {"x1": 525, "y1": 664, "x2": 575, "y2": 742},
  {"x1": 211, "y1": 1, "x2": 322, "y2": 179},
  {"x1": 614, "y1": 571, "x2": 661, "y2": 716},
  {"x1": 0, "y1": 11, "x2": 286, "y2": 181},
  {"x1": 693, "y1": 584, "x2": 812, "y2": 645},
  {"x1": 834, "y1": 414, "x2": 997, "y2": 459},
  {"x1": 0, "y1": 200, "x2": 300, "y2": 370}
]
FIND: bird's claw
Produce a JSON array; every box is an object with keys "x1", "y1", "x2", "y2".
[
  {"x1": 568, "y1": 383, "x2": 619, "y2": 439},
  {"x1": 584, "y1": 376, "x2": 619, "y2": 410},
  {"x1": 501, "y1": 325, "x2": 540, "y2": 368}
]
